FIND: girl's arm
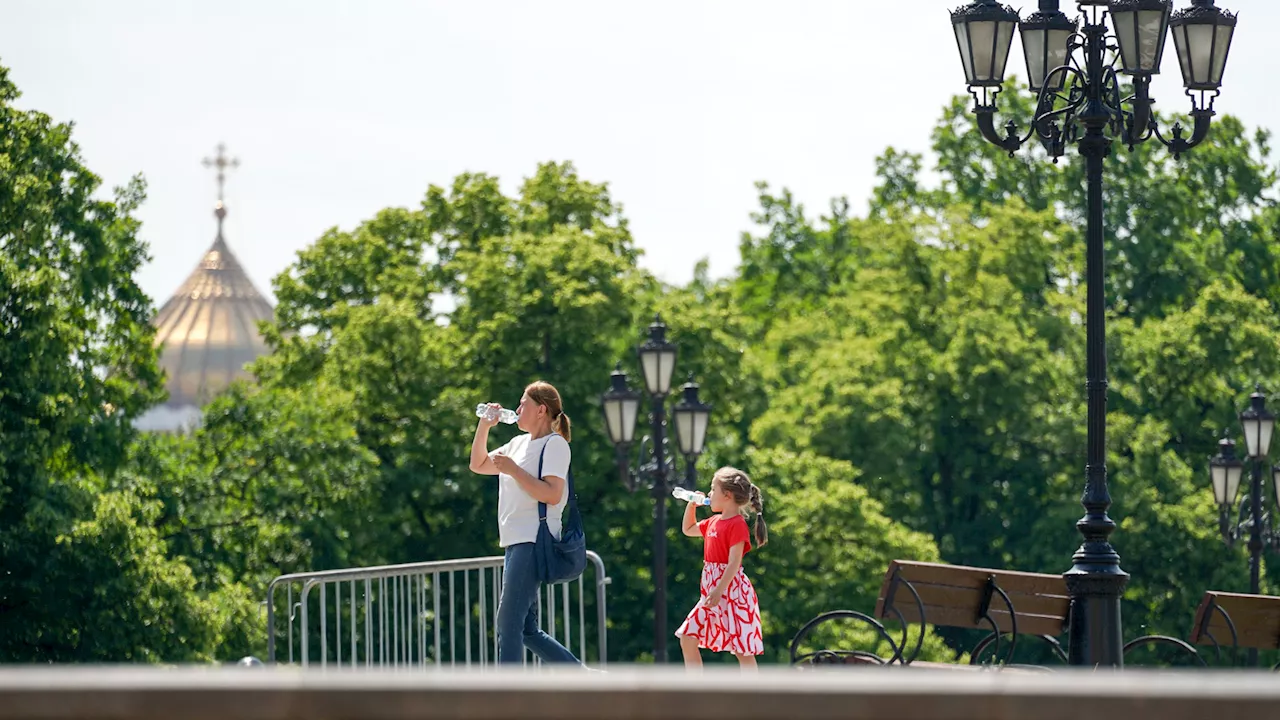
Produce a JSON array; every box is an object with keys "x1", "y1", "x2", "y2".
[
  {"x1": 469, "y1": 421, "x2": 498, "y2": 475},
  {"x1": 681, "y1": 501, "x2": 701, "y2": 537},
  {"x1": 706, "y1": 542, "x2": 745, "y2": 607}
]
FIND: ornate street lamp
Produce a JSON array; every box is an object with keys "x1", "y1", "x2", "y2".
[
  {"x1": 1209, "y1": 388, "x2": 1279, "y2": 666},
  {"x1": 673, "y1": 376, "x2": 712, "y2": 487},
  {"x1": 947, "y1": 0, "x2": 1239, "y2": 667},
  {"x1": 601, "y1": 364, "x2": 643, "y2": 490},
  {"x1": 1209, "y1": 436, "x2": 1244, "y2": 511},
  {"x1": 599, "y1": 316, "x2": 711, "y2": 662}
]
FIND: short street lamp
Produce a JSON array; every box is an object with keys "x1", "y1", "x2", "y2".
[
  {"x1": 1209, "y1": 388, "x2": 1280, "y2": 666},
  {"x1": 600, "y1": 316, "x2": 711, "y2": 662},
  {"x1": 947, "y1": 0, "x2": 1238, "y2": 668}
]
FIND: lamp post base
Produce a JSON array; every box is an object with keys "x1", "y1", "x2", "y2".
[{"x1": 1063, "y1": 563, "x2": 1128, "y2": 667}]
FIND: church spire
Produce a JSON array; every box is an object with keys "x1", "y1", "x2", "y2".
[{"x1": 202, "y1": 142, "x2": 239, "y2": 241}]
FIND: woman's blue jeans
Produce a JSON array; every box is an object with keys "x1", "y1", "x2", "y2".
[{"x1": 497, "y1": 543, "x2": 581, "y2": 665}]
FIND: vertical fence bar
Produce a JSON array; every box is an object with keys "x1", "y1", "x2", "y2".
[
  {"x1": 321, "y1": 582, "x2": 329, "y2": 669},
  {"x1": 418, "y1": 574, "x2": 426, "y2": 668},
  {"x1": 301, "y1": 585, "x2": 310, "y2": 668},
  {"x1": 562, "y1": 581, "x2": 571, "y2": 649},
  {"x1": 364, "y1": 579, "x2": 372, "y2": 668},
  {"x1": 546, "y1": 583, "x2": 555, "y2": 646},
  {"x1": 287, "y1": 585, "x2": 295, "y2": 664},
  {"x1": 433, "y1": 572, "x2": 441, "y2": 668},
  {"x1": 449, "y1": 571, "x2": 457, "y2": 667},
  {"x1": 380, "y1": 577, "x2": 388, "y2": 668},
  {"x1": 404, "y1": 573, "x2": 411, "y2": 665},
  {"x1": 491, "y1": 566, "x2": 496, "y2": 661},
  {"x1": 479, "y1": 567, "x2": 488, "y2": 667},
  {"x1": 335, "y1": 582, "x2": 342, "y2": 667},
  {"x1": 578, "y1": 575, "x2": 586, "y2": 662},
  {"x1": 464, "y1": 570, "x2": 472, "y2": 666}
]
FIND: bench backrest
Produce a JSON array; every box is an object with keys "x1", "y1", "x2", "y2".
[
  {"x1": 1189, "y1": 591, "x2": 1280, "y2": 650},
  {"x1": 874, "y1": 560, "x2": 1069, "y2": 637}
]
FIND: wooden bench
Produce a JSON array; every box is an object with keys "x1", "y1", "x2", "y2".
[
  {"x1": 791, "y1": 559, "x2": 1217, "y2": 669},
  {"x1": 874, "y1": 560, "x2": 1071, "y2": 666},
  {"x1": 1189, "y1": 591, "x2": 1280, "y2": 667},
  {"x1": 790, "y1": 560, "x2": 1070, "y2": 667}
]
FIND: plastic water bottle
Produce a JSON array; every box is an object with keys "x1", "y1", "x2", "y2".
[
  {"x1": 476, "y1": 403, "x2": 518, "y2": 425},
  {"x1": 672, "y1": 487, "x2": 710, "y2": 506}
]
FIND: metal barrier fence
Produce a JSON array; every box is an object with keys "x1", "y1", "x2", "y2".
[{"x1": 265, "y1": 551, "x2": 610, "y2": 668}]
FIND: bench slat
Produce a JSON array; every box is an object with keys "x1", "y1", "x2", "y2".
[
  {"x1": 884, "y1": 561, "x2": 1068, "y2": 597},
  {"x1": 889, "y1": 604, "x2": 1065, "y2": 637},
  {"x1": 882, "y1": 582, "x2": 1070, "y2": 621}
]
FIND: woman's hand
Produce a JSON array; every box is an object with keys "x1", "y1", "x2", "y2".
[
  {"x1": 478, "y1": 403, "x2": 502, "y2": 430},
  {"x1": 705, "y1": 586, "x2": 724, "y2": 609},
  {"x1": 491, "y1": 451, "x2": 518, "y2": 476}
]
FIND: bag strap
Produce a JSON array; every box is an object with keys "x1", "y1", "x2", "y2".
[{"x1": 537, "y1": 434, "x2": 577, "y2": 523}]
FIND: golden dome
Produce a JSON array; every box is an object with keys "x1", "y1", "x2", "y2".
[{"x1": 152, "y1": 233, "x2": 274, "y2": 409}]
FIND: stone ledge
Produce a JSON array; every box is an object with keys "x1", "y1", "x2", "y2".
[{"x1": 1, "y1": 666, "x2": 1279, "y2": 720}]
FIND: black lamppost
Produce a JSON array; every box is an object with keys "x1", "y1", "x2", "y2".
[
  {"x1": 1209, "y1": 387, "x2": 1280, "y2": 667},
  {"x1": 947, "y1": 0, "x2": 1238, "y2": 667},
  {"x1": 600, "y1": 316, "x2": 712, "y2": 662}
]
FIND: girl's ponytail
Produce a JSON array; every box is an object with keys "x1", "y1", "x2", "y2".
[
  {"x1": 556, "y1": 411, "x2": 572, "y2": 442},
  {"x1": 749, "y1": 484, "x2": 768, "y2": 548}
]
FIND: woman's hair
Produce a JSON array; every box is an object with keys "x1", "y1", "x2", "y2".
[
  {"x1": 712, "y1": 466, "x2": 767, "y2": 548},
  {"x1": 525, "y1": 380, "x2": 571, "y2": 442}
]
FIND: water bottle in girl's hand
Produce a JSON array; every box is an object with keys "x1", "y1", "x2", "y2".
[
  {"x1": 476, "y1": 403, "x2": 518, "y2": 424},
  {"x1": 672, "y1": 487, "x2": 710, "y2": 506}
]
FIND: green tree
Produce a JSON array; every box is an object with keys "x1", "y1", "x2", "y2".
[{"x1": 0, "y1": 64, "x2": 239, "y2": 661}]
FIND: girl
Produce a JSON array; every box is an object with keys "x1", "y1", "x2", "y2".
[
  {"x1": 468, "y1": 380, "x2": 581, "y2": 665},
  {"x1": 675, "y1": 466, "x2": 768, "y2": 670}
]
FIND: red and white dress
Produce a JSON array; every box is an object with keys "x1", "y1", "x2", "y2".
[{"x1": 674, "y1": 513, "x2": 764, "y2": 656}]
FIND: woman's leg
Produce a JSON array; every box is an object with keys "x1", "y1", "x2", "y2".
[
  {"x1": 734, "y1": 652, "x2": 758, "y2": 672},
  {"x1": 498, "y1": 543, "x2": 580, "y2": 665},
  {"x1": 680, "y1": 635, "x2": 703, "y2": 670},
  {"x1": 496, "y1": 544, "x2": 538, "y2": 664},
  {"x1": 521, "y1": 580, "x2": 581, "y2": 664}
]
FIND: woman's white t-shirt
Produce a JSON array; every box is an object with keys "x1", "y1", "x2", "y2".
[{"x1": 489, "y1": 433, "x2": 571, "y2": 548}]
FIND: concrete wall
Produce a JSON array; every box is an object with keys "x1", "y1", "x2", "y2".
[{"x1": 1, "y1": 666, "x2": 1279, "y2": 720}]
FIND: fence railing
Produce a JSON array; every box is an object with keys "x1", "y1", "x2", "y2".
[{"x1": 265, "y1": 551, "x2": 610, "y2": 668}]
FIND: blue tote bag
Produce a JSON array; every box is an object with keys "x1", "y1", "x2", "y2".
[{"x1": 535, "y1": 436, "x2": 587, "y2": 583}]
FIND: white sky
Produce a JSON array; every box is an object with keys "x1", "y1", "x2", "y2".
[{"x1": 3, "y1": 0, "x2": 1276, "y2": 306}]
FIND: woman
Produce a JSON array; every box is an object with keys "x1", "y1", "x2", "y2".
[{"x1": 469, "y1": 380, "x2": 580, "y2": 665}]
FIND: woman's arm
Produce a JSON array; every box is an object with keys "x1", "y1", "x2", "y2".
[
  {"x1": 706, "y1": 542, "x2": 745, "y2": 607},
  {"x1": 497, "y1": 463, "x2": 565, "y2": 505},
  {"x1": 681, "y1": 502, "x2": 701, "y2": 537},
  {"x1": 469, "y1": 417, "x2": 499, "y2": 475}
]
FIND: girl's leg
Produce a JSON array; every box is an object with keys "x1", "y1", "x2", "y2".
[
  {"x1": 734, "y1": 652, "x2": 758, "y2": 672},
  {"x1": 679, "y1": 634, "x2": 703, "y2": 670}
]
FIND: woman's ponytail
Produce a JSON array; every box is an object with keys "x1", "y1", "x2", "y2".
[
  {"x1": 556, "y1": 411, "x2": 572, "y2": 442},
  {"x1": 749, "y1": 484, "x2": 768, "y2": 548}
]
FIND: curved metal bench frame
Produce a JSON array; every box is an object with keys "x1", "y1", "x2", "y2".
[{"x1": 791, "y1": 572, "x2": 1038, "y2": 668}]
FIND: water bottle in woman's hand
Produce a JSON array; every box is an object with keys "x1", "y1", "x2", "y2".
[
  {"x1": 476, "y1": 403, "x2": 518, "y2": 425},
  {"x1": 672, "y1": 487, "x2": 710, "y2": 506}
]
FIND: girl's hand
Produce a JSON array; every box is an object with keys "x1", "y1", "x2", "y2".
[{"x1": 705, "y1": 587, "x2": 724, "y2": 609}]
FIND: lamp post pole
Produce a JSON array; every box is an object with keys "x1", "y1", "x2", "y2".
[
  {"x1": 948, "y1": 0, "x2": 1238, "y2": 667},
  {"x1": 600, "y1": 317, "x2": 712, "y2": 663},
  {"x1": 649, "y1": 392, "x2": 670, "y2": 660}
]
